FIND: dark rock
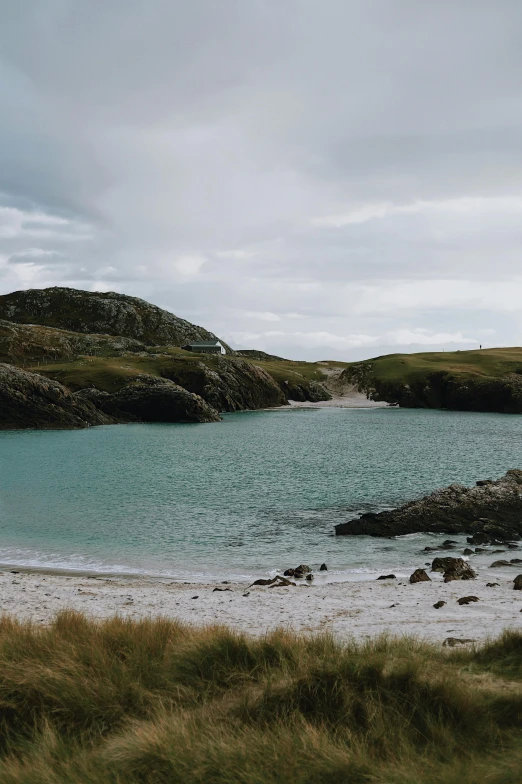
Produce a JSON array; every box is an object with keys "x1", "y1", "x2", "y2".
[
  {"x1": 433, "y1": 601, "x2": 446, "y2": 609},
  {"x1": 440, "y1": 543, "x2": 456, "y2": 550},
  {"x1": 463, "y1": 548, "x2": 474, "y2": 555},
  {"x1": 486, "y1": 583, "x2": 499, "y2": 587},
  {"x1": 305, "y1": 573, "x2": 314, "y2": 581},
  {"x1": 491, "y1": 550, "x2": 506, "y2": 554},
  {"x1": 510, "y1": 559, "x2": 522, "y2": 563},
  {"x1": 377, "y1": 574, "x2": 396, "y2": 580},
  {"x1": 433, "y1": 557, "x2": 476, "y2": 582},
  {"x1": 475, "y1": 548, "x2": 487, "y2": 553},
  {"x1": 319, "y1": 563, "x2": 328, "y2": 571},
  {"x1": 476, "y1": 479, "x2": 493, "y2": 486},
  {"x1": 293, "y1": 564, "x2": 312, "y2": 578},
  {"x1": 513, "y1": 575, "x2": 522, "y2": 590},
  {"x1": 508, "y1": 544, "x2": 520, "y2": 550},
  {"x1": 457, "y1": 596, "x2": 479, "y2": 605},
  {"x1": 443, "y1": 540, "x2": 459, "y2": 546},
  {"x1": 213, "y1": 587, "x2": 232, "y2": 592},
  {"x1": 283, "y1": 568, "x2": 295, "y2": 577},
  {"x1": 424, "y1": 546, "x2": 437, "y2": 552},
  {"x1": 191, "y1": 596, "x2": 199, "y2": 599},
  {"x1": 0, "y1": 363, "x2": 116, "y2": 430},
  {"x1": 335, "y1": 471, "x2": 522, "y2": 539},
  {"x1": 490, "y1": 560, "x2": 512, "y2": 568},
  {"x1": 78, "y1": 375, "x2": 221, "y2": 424},
  {"x1": 409, "y1": 569, "x2": 431, "y2": 583}
]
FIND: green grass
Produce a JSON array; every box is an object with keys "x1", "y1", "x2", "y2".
[
  {"x1": 28, "y1": 353, "x2": 332, "y2": 394},
  {"x1": 347, "y1": 347, "x2": 522, "y2": 385},
  {"x1": 0, "y1": 613, "x2": 520, "y2": 783}
]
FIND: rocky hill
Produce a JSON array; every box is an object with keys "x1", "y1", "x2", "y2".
[{"x1": 0, "y1": 287, "x2": 230, "y2": 350}]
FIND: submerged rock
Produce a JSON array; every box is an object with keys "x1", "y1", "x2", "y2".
[
  {"x1": 0, "y1": 363, "x2": 115, "y2": 430},
  {"x1": 335, "y1": 471, "x2": 522, "y2": 540}
]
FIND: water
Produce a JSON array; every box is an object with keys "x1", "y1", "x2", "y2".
[{"x1": 1, "y1": 407, "x2": 522, "y2": 582}]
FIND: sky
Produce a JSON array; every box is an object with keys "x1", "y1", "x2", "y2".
[{"x1": 1, "y1": 1, "x2": 522, "y2": 361}]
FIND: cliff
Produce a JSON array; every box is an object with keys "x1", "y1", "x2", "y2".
[
  {"x1": 0, "y1": 287, "x2": 231, "y2": 350},
  {"x1": 342, "y1": 348, "x2": 522, "y2": 414},
  {"x1": 335, "y1": 469, "x2": 522, "y2": 539},
  {"x1": 0, "y1": 363, "x2": 116, "y2": 430}
]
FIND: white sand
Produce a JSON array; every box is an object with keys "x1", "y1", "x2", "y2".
[{"x1": 2, "y1": 568, "x2": 521, "y2": 645}]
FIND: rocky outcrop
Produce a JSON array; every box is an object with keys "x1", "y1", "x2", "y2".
[
  {"x1": 335, "y1": 470, "x2": 522, "y2": 539},
  {"x1": 0, "y1": 363, "x2": 115, "y2": 430},
  {"x1": 0, "y1": 287, "x2": 231, "y2": 350},
  {"x1": 76, "y1": 375, "x2": 221, "y2": 424},
  {"x1": 0, "y1": 319, "x2": 145, "y2": 365},
  {"x1": 159, "y1": 357, "x2": 286, "y2": 411}
]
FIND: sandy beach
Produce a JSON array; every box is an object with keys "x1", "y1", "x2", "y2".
[{"x1": 2, "y1": 567, "x2": 521, "y2": 645}]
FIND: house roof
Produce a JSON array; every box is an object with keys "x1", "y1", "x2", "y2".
[{"x1": 185, "y1": 341, "x2": 222, "y2": 347}]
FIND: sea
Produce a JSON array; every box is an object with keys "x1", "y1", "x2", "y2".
[{"x1": 1, "y1": 406, "x2": 522, "y2": 582}]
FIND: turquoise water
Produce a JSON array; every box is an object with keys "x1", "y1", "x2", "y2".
[{"x1": 1, "y1": 407, "x2": 522, "y2": 581}]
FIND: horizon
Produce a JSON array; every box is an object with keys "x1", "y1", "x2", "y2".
[{"x1": 1, "y1": 2, "x2": 522, "y2": 361}]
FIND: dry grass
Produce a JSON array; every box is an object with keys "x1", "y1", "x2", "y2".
[{"x1": 0, "y1": 612, "x2": 520, "y2": 783}]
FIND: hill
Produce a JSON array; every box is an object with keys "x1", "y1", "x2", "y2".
[
  {"x1": 0, "y1": 287, "x2": 231, "y2": 349},
  {"x1": 343, "y1": 348, "x2": 522, "y2": 413}
]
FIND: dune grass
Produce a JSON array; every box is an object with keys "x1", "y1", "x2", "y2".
[{"x1": 0, "y1": 613, "x2": 520, "y2": 782}]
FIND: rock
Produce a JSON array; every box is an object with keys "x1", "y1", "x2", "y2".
[
  {"x1": 319, "y1": 563, "x2": 328, "y2": 571},
  {"x1": 443, "y1": 638, "x2": 476, "y2": 647},
  {"x1": 433, "y1": 601, "x2": 446, "y2": 609},
  {"x1": 491, "y1": 550, "x2": 506, "y2": 554},
  {"x1": 475, "y1": 548, "x2": 487, "y2": 553},
  {"x1": 432, "y1": 557, "x2": 476, "y2": 582},
  {"x1": 410, "y1": 569, "x2": 431, "y2": 583},
  {"x1": 513, "y1": 575, "x2": 522, "y2": 590},
  {"x1": 283, "y1": 568, "x2": 295, "y2": 577},
  {"x1": 510, "y1": 559, "x2": 522, "y2": 563},
  {"x1": 213, "y1": 587, "x2": 231, "y2": 592},
  {"x1": 457, "y1": 596, "x2": 479, "y2": 605},
  {"x1": 443, "y1": 540, "x2": 459, "y2": 546},
  {"x1": 431, "y1": 557, "x2": 467, "y2": 573},
  {"x1": 305, "y1": 573, "x2": 314, "y2": 582},
  {"x1": 463, "y1": 548, "x2": 474, "y2": 555},
  {"x1": 440, "y1": 543, "x2": 456, "y2": 550},
  {"x1": 293, "y1": 564, "x2": 312, "y2": 578},
  {"x1": 377, "y1": 574, "x2": 396, "y2": 580},
  {"x1": 0, "y1": 363, "x2": 116, "y2": 430},
  {"x1": 78, "y1": 375, "x2": 221, "y2": 424},
  {"x1": 507, "y1": 544, "x2": 520, "y2": 549},
  {"x1": 424, "y1": 546, "x2": 437, "y2": 552},
  {"x1": 486, "y1": 583, "x2": 499, "y2": 587},
  {"x1": 191, "y1": 596, "x2": 199, "y2": 599},
  {"x1": 476, "y1": 479, "x2": 493, "y2": 486},
  {"x1": 335, "y1": 471, "x2": 522, "y2": 539},
  {"x1": 242, "y1": 592, "x2": 250, "y2": 597},
  {"x1": 490, "y1": 560, "x2": 512, "y2": 568}
]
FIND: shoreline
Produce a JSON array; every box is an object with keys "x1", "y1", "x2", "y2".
[{"x1": 2, "y1": 567, "x2": 520, "y2": 644}]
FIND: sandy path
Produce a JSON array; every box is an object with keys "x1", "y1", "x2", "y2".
[{"x1": 2, "y1": 569, "x2": 520, "y2": 645}]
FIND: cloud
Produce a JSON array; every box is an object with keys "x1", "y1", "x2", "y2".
[{"x1": 0, "y1": 1, "x2": 522, "y2": 358}]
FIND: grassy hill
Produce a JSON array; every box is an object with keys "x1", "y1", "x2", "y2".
[
  {"x1": 343, "y1": 348, "x2": 522, "y2": 413},
  {"x1": 0, "y1": 612, "x2": 521, "y2": 783}
]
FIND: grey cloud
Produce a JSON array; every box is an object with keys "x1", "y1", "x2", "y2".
[{"x1": 0, "y1": 1, "x2": 521, "y2": 359}]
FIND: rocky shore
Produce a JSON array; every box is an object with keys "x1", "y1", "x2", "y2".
[{"x1": 335, "y1": 469, "x2": 522, "y2": 539}]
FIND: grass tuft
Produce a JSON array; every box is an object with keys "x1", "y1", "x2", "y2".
[{"x1": 0, "y1": 612, "x2": 520, "y2": 782}]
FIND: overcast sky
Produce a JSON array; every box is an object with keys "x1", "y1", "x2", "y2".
[{"x1": 1, "y1": 1, "x2": 521, "y2": 360}]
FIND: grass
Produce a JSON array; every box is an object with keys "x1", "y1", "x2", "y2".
[
  {"x1": 0, "y1": 613, "x2": 520, "y2": 783},
  {"x1": 346, "y1": 347, "x2": 522, "y2": 385},
  {"x1": 28, "y1": 353, "x2": 332, "y2": 394}
]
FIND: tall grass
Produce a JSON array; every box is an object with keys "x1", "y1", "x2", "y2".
[{"x1": 0, "y1": 612, "x2": 519, "y2": 783}]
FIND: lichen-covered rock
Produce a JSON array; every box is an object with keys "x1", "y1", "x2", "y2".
[
  {"x1": 0, "y1": 287, "x2": 230, "y2": 349},
  {"x1": 0, "y1": 363, "x2": 115, "y2": 430},
  {"x1": 335, "y1": 470, "x2": 522, "y2": 539},
  {"x1": 77, "y1": 375, "x2": 220, "y2": 424},
  {"x1": 0, "y1": 319, "x2": 145, "y2": 365},
  {"x1": 160, "y1": 357, "x2": 286, "y2": 411}
]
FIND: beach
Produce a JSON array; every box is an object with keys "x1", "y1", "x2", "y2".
[{"x1": 2, "y1": 567, "x2": 521, "y2": 644}]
